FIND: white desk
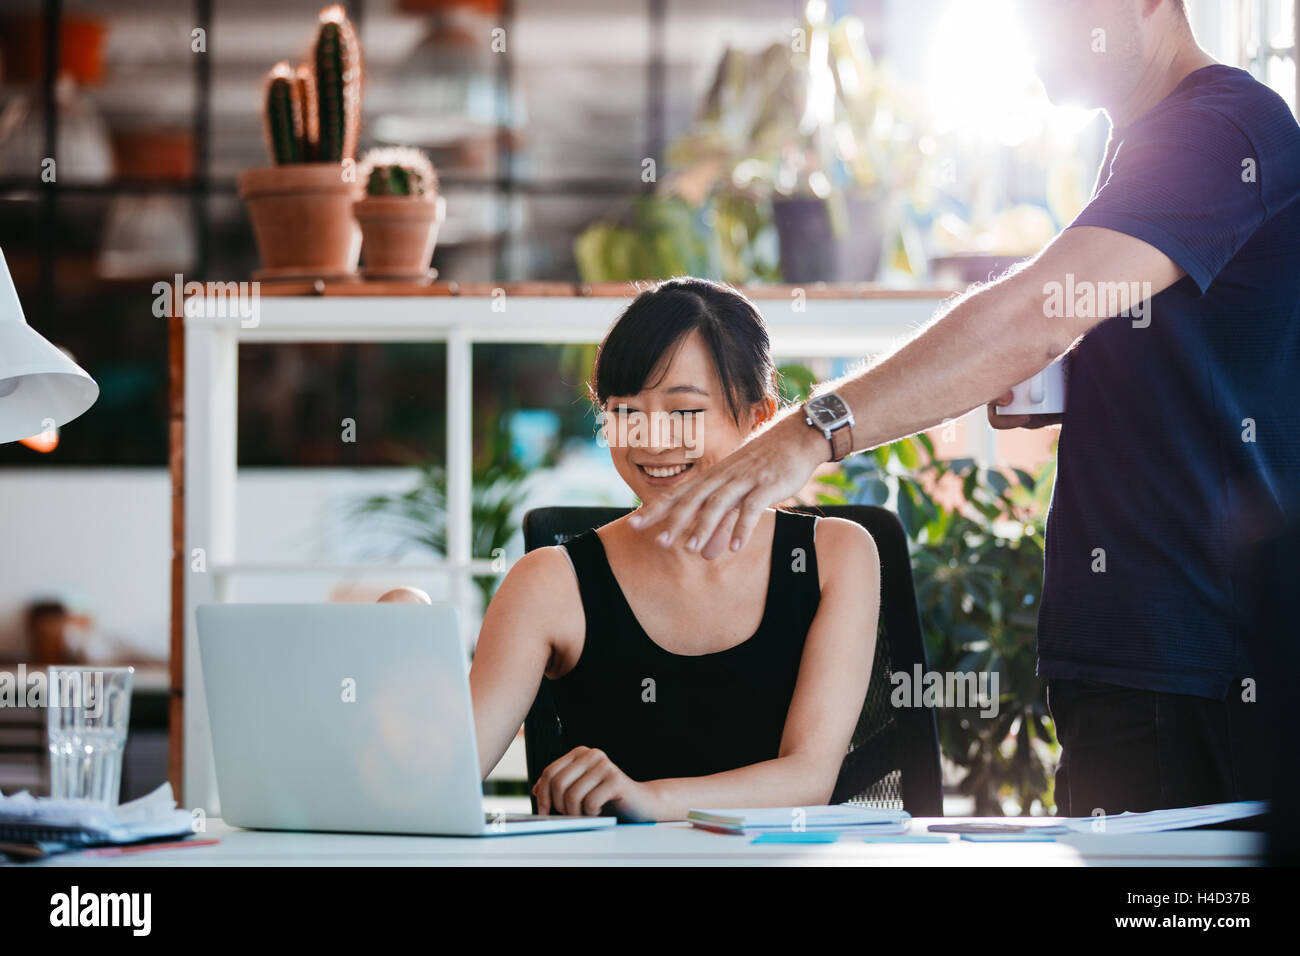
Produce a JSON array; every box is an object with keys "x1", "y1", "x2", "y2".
[{"x1": 29, "y1": 817, "x2": 1266, "y2": 867}]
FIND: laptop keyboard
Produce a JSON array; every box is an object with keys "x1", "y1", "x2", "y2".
[{"x1": 484, "y1": 812, "x2": 547, "y2": 823}]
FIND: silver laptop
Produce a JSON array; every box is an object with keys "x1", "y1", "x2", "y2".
[{"x1": 196, "y1": 602, "x2": 616, "y2": 837}]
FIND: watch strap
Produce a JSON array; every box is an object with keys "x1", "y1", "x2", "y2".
[{"x1": 829, "y1": 422, "x2": 852, "y2": 462}]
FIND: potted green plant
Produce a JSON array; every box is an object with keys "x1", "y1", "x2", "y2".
[
  {"x1": 237, "y1": 4, "x2": 363, "y2": 281},
  {"x1": 573, "y1": 9, "x2": 925, "y2": 286},
  {"x1": 350, "y1": 418, "x2": 532, "y2": 615},
  {"x1": 354, "y1": 146, "x2": 445, "y2": 283},
  {"x1": 814, "y1": 437, "x2": 1060, "y2": 815}
]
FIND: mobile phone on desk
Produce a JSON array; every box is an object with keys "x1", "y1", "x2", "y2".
[{"x1": 928, "y1": 823, "x2": 1069, "y2": 834}]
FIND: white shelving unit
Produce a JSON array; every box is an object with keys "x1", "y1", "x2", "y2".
[{"x1": 180, "y1": 289, "x2": 976, "y2": 810}]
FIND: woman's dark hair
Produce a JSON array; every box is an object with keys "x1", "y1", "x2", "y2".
[{"x1": 590, "y1": 277, "x2": 779, "y2": 425}]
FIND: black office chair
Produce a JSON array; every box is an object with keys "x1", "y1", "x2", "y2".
[{"x1": 519, "y1": 504, "x2": 944, "y2": 816}]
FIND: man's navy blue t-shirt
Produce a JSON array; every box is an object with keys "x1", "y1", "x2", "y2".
[{"x1": 1038, "y1": 65, "x2": 1300, "y2": 700}]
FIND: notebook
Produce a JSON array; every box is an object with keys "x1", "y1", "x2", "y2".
[
  {"x1": 687, "y1": 805, "x2": 910, "y2": 835},
  {"x1": 1062, "y1": 801, "x2": 1268, "y2": 834},
  {"x1": 0, "y1": 782, "x2": 195, "y2": 860}
]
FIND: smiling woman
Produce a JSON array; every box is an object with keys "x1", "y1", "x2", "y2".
[
  {"x1": 591, "y1": 278, "x2": 779, "y2": 423},
  {"x1": 449, "y1": 276, "x2": 883, "y2": 821},
  {"x1": 591, "y1": 276, "x2": 779, "y2": 496}
]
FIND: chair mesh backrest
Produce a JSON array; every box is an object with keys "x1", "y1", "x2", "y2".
[{"x1": 519, "y1": 504, "x2": 943, "y2": 816}]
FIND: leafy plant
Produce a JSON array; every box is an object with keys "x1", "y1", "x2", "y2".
[
  {"x1": 814, "y1": 434, "x2": 1060, "y2": 815},
  {"x1": 573, "y1": 195, "x2": 719, "y2": 283},
  {"x1": 351, "y1": 420, "x2": 532, "y2": 608},
  {"x1": 351, "y1": 458, "x2": 528, "y2": 608},
  {"x1": 775, "y1": 362, "x2": 815, "y2": 404},
  {"x1": 574, "y1": 6, "x2": 929, "y2": 285}
]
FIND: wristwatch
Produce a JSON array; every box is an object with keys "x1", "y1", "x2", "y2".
[{"x1": 803, "y1": 392, "x2": 855, "y2": 463}]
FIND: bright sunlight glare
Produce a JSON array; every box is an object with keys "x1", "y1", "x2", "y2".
[{"x1": 926, "y1": 0, "x2": 1096, "y2": 145}]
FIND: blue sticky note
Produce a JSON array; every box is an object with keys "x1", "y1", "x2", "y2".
[{"x1": 752, "y1": 831, "x2": 841, "y2": 844}]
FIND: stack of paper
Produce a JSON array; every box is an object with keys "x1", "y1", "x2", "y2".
[
  {"x1": 0, "y1": 782, "x2": 195, "y2": 859},
  {"x1": 687, "y1": 805, "x2": 910, "y2": 835},
  {"x1": 1063, "y1": 801, "x2": 1268, "y2": 834}
]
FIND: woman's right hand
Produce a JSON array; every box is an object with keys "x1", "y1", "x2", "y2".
[{"x1": 987, "y1": 390, "x2": 1063, "y2": 430}]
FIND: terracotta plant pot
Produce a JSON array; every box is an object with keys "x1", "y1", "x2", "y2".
[
  {"x1": 354, "y1": 195, "x2": 446, "y2": 282},
  {"x1": 237, "y1": 163, "x2": 362, "y2": 281}
]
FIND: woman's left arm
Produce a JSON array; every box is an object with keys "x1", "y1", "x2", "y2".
[{"x1": 644, "y1": 516, "x2": 880, "y2": 819}]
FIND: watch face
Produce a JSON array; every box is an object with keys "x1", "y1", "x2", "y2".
[{"x1": 809, "y1": 394, "x2": 849, "y2": 426}]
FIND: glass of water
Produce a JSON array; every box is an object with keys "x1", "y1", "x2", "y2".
[{"x1": 47, "y1": 666, "x2": 134, "y2": 804}]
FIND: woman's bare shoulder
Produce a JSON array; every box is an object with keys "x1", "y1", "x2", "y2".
[
  {"x1": 495, "y1": 545, "x2": 583, "y2": 609},
  {"x1": 811, "y1": 516, "x2": 880, "y2": 588}
]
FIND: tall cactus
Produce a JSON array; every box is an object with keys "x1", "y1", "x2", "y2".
[
  {"x1": 314, "y1": 5, "x2": 362, "y2": 163},
  {"x1": 294, "y1": 62, "x2": 320, "y2": 162},
  {"x1": 258, "y1": 5, "x2": 361, "y2": 167},
  {"x1": 262, "y1": 61, "x2": 303, "y2": 165}
]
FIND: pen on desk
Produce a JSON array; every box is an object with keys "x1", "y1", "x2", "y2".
[{"x1": 84, "y1": 838, "x2": 222, "y2": 857}]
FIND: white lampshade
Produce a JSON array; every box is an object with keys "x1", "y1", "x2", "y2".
[{"x1": 0, "y1": 249, "x2": 99, "y2": 444}]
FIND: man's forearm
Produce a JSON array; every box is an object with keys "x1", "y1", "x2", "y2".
[
  {"x1": 633, "y1": 226, "x2": 1183, "y2": 551},
  {"x1": 816, "y1": 272, "x2": 1064, "y2": 454},
  {"x1": 801, "y1": 225, "x2": 1186, "y2": 456}
]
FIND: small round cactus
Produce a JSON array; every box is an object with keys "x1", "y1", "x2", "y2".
[{"x1": 359, "y1": 146, "x2": 439, "y2": 198}]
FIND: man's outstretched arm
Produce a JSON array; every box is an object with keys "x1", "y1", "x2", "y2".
[{"x1": 629, "y1": 225, "x2": 1186, "y2": 558}]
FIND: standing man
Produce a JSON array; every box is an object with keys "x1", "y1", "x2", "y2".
[{"x1": 630, "y1": 0, "x2": 1300, "y2": 815}]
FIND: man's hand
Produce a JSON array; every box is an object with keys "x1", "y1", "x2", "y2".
[
  {"x1": 628, "y1": 412, "x2": 828, "y2": 560},
  {"x1": 982, "y1": 390, "x2": 1066, "y2": 431},
  {"x1": 986, "y1": 390, "x2": 1063, "y2": 430},
  {"x1": 533, "y1": 746, "x2": 662, "y2": 821}
]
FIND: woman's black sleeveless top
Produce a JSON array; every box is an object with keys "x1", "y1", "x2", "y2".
[{"x1": 548, "y1": 509, "x2": 821, "y2": 783}]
